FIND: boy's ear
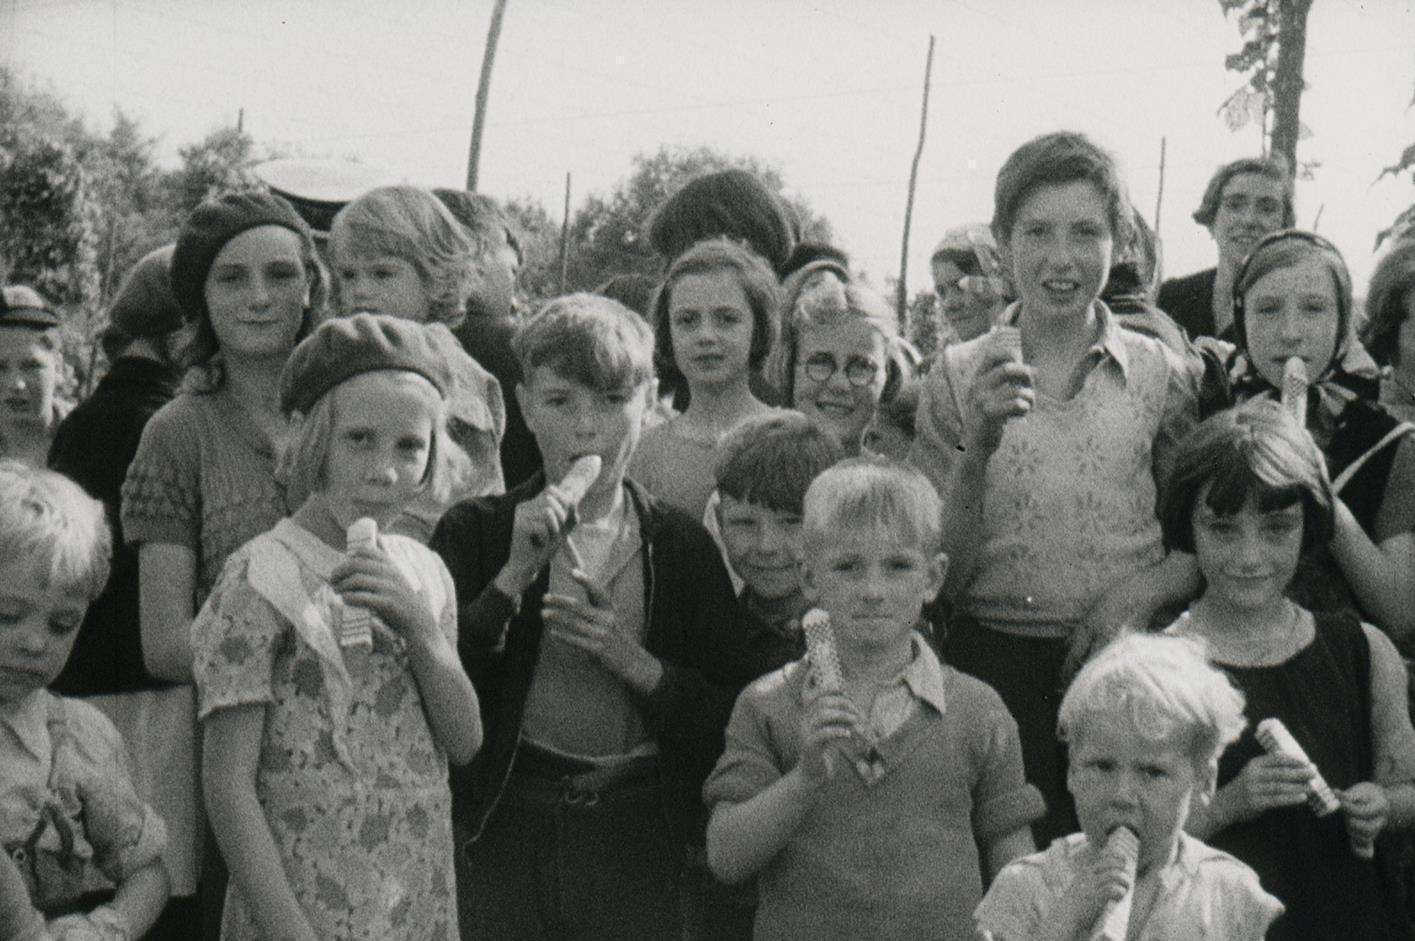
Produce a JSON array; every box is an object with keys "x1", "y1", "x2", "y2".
[
  {"x1": 641, "y1": 377, "x2": 659, "y2": 419},
  {"x1": 1196, "y1": 758, "x2": 1219, "y2": 806}
]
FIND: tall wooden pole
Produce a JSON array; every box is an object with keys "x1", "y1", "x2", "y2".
[
  {"x1": 897, "y1": 35, "x2": 936, "y2": 323},
  {"x1": 559, "y1": 172, "x2": 572, "y2": 293},
  {"x1": 1153, "y1": 136, "x2": 1167, "y2": 233},
  {"x1": 466, "y1": 0, "x2": 509, "y2": 191}
]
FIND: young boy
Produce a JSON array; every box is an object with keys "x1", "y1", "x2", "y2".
[
  {"x1": 430, "y1": 293, "x2": 759, "y2": 940},
  {"x1": 713, "y1": 411, "x2": 844, "y2": 673},
  {"x1": 975, "y1": 633, "x2": 1283, "y2": 940},
  {"x1": 684, "y1": 411, "x2": 843, "y2": 939},
  {"x1": 0, "y1": 285, "x2": 69, "y2": 467},
  {"x1": 0, "y1": 461, "x2": 170, "y2": 938},
  {"x1": 910, "y1": 131, "x2": 1201, "y2": 843},
  {"x1": 703, "y1": 458, "x2": 1042, "y2": 940}
]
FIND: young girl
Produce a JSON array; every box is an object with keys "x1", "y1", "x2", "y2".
[
  {"x1": 328, "y1": 184, "x2": 505, "y2": 541},
  {"x1": 0, "y1": 461, "x2": 170, "y2": 939},
  {"x1": 1363, "y1": 237, "x2": 1415, "y2": 425},
  {"x1": 976, "y1": 632, "x2": 1281, "y2": 940},
  {"x1": 769, "y1": 266, "x2": 906, "y2": 458},
  {"x1": 1162, "y1": 398, "x2": 1415, "y2": 939},
  {"x1": 121, "y1": 191, "x2": 327, "y2": 928},
  {"x1": 194, "y1": 314, "x2": 481, "y2": 940},
  {"x1": 1224, "y1": 230, "x2": 1415, "y2": 646},
  {"x1": 630, "y1": 237, "x2": 783, "y2": 517},
  {"x1": 0, "y1": 285, "x2": 69, "y2": 467}
]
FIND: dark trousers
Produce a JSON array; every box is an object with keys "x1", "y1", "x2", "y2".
[
  {"x1": 680, "y1": 846, "x2": 755, "y2": 941},
  {"x1": 456, "y1": 750, "x2": 682, "y2": 940},
  {"x1": 942, "y1": 613, "x2": 1077, "y2": 846}
]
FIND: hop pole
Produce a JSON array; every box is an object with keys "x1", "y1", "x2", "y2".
[{"x1": 897, "y1": 35, "x2": 936, "y2": 323}]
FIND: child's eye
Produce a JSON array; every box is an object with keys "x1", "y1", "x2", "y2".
[
  {"x1": 1141, "y1": 764, "x2": 1169, "y2": 780},
  {"x1": 670, "y1": 311, "x2": 699, "y2": 328},
  {"x1": 604, "y1": 392, "x2": 631, "y2": 405},
  {"x1": 398, "y1": 438, "x2": 429, "y2": 454},
  {"x1": 887, "y1": 557, "x2": 917, "y2": 573},
  {"x1": 49, "y1": 618, "x2": 80, "y2": 637}
]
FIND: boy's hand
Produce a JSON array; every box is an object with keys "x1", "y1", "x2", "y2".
[
  {"x1": 1339, "y1": 782, "x2": 1389, "y2": 855},
  {"x1": 961, "y1": 344, "x2": 1034, "y2": 457},
  {"x1": 1050, "y1": 841, "x2": 1132, "y2": 939},
  {"x1": 332, "y1": 540, "x2": 438, "y2": 647},
  {"x1": 797, "y1": 691, "x2": 860, "y2": 786},
  {"x1": 1231, "y1": 751, "x2": 1313, "y2": 819},
  {"x1": 499, "y1": 484, "x2": 577, "y2": 595},
  {"x1": 543, "y1": 569, "x2": 661, "y2": 690}
]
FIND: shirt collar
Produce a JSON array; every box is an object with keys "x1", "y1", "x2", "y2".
[
  {"x1": 1002, "y1": 299, "x2": 1132, "y2": 381},
  {"x1": 900, "y1": 633, "x2": 948, "y2": 716},
  {"x1": 0, "y1": 689, "x2": 52, "y2": 762}
]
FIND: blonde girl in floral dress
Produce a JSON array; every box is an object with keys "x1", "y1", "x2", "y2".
[{"x1": 193, "y1": 314, "x2": 481, "y2": 940}]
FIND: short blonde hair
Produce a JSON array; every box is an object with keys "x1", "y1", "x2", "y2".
[
  {"x1": 0, "y1": 460, "x2": 111, "y2": 600},
  {"x1": 275, "y1": 371, "x2": 463, "y2": 512},
  {"x1": 770, "y1": 271, "x2": 902, "y2": 404},
  {"x1": 330, "y1": 185, "x2": 475, "y2": 327},
  {"x1": 802, "y1": 456, "x2": 941, "y2": 557},
  {"x1": 1059, "y1": 633, "x2": 1246, "y2": 771}
]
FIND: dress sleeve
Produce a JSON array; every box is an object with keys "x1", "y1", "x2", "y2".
[
  {"x1": 60, "y1": 701, "x2": 169, "y2": 885},
  {"x1": 120, "y1": 397, "x2": 201, "y2": 549},
  {"x1": 1361, "y1": 622, "x2": 1415, "y2": 784},
  {"x1": 908, "y1": 349, "x2": 967, "y2": 500},
  {"x1": 1373, "y1": 433, "x2": 1415, "y2": 543},
  {"x1": 191, "y1": 555, "x2": 284, "y2": 720},
  {"x1": 971, "y1": 855, "x2": 1052, "y2": 941},
  {"x1": 968, "y1": 681, "x2": 1047, "y2": 843},
  {"x1": 701, "y1": 679, "x2": 788, "y2": 809}
]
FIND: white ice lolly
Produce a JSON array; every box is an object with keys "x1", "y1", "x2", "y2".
[
  {"x1": 1281, "y1": 356, "x2": 1308, "y2": 426},
  {"x1": 1090, "y1": 827, "x2": 1140, "y2": 941},
  {"x1": 801, "y1": 608, "x2": 844, "y2": 693},
  {"x1": 558, "y1": 454, "x2": 603, "y2": 506},
  {"x1": 341, "y1": 517, "x2": 378, "y2": 650},
  {"x1": 1256, "y1": 718, "x2": 1340, "y2": 817}
]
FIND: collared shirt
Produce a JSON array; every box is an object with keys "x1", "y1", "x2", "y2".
[
  {"x1": 976, "y1": 831, "x2": 1283, "y2": 940},
  {"x1": 521, "y1": 490, "x2": 652, "y2": 761},
  {"x1": 911, "y1": 300, "x2": 1198, "y2": 635},
  {"x1": 1, "y1": 691, "x2": 167, "y2": 913}
]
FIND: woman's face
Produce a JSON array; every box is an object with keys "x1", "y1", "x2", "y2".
[
  {"x1": 792, "y1": 319, "x2": 888, "y2": 452},
  {"x1": 1003, "y1": 179, "x2": 1113, "y2": 327},
  {"x1": 204, "y1": 225, "x2": 310, "y2": 362},
  {"x1": 1242, "y1": 255, "x2": 1341, "y2": 388}
]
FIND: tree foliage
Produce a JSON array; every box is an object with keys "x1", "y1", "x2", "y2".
[
  {"x1": 562, "y1": 144, "x2": 832, "y2": 292},
  {"x1": 1216, "y1": 0, "x2": 1315, "y2": 177},
  {"x1": 0, "y1": 66, "x2": 263, "y2": 392},
  {"x1": 1374, "y1": 78, "x2": 1415, "y2": 251}
]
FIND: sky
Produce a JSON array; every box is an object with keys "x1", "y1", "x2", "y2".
[{"x1": 4, "y1": 0, "x2": 1415, "y2": 294}]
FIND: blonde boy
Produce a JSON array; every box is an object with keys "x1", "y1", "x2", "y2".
[
  {"x1": 975, "y1": 633, "x2": 1282, "y2": 940},
  {"x1": 705, "y1": 457, "x2": 1041, "y2": 940}
]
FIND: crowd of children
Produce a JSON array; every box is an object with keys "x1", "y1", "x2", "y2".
[{"x1": 2, "y1": 125, "x2": 1414, "y2": 940}]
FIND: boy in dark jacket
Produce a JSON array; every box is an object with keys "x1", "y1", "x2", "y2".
[{"x1": 431, "y1": 293, "x2": 757, "y2": 940}]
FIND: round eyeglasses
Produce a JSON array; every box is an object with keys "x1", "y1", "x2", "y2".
[{"x1": 799, "y1": 352, "x2": 880, "y2": 388}]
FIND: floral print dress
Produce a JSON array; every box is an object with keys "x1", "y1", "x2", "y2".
[{"x1": 192, "y1": 519, "x2": 459, "y2": 940}]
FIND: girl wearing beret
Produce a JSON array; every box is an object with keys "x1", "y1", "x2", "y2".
[
  {"x1": 119, "y1": 190, "x2": 326, "y2": 933},
  {"x1": 194, "y1": 314, "x2": 479, "y2": 940}
]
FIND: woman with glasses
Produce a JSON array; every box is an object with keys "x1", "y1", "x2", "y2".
[
  {"x1": 768, "y1": 262, "x2": 908, "y2": 457},
  {"x1": 1224, "y1": 229, "x2": 1415, "y2": 647}
]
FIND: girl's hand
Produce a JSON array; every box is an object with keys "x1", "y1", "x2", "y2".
[
  {"x1": 500, "y1": 484, "x2": 576, "y2": 595},
  {"x1": 332, "y1": 540, "x2": 437, "y2": 646},
  {"x1": 1230, "y1": 752, "x2": 1314, "y2": 820},
  {"x1": 542, "y1": 569, "x2": 658, "y2": 688},
  {"x1": 1339, "y1": 782, "x2": 1389, "y2": 855},
  {"x1": 797, "y1": 691, "x2": 860, "y2": 787},
  {"x1": 962, "y1": 344, "x2": 1034, "y2": 457},
  {"x1": 1050, "y1": 841, "x2": 1132, "y2": 939}
]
